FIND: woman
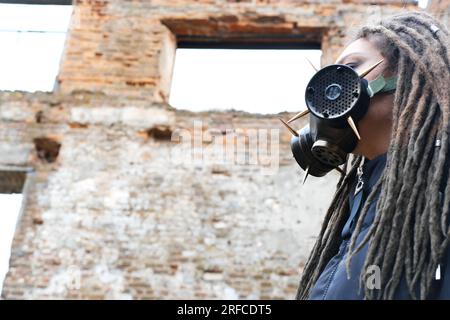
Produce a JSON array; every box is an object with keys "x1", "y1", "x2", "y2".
[{"x1": 295, "y1": 11, "x2": 450, "y2": 300}]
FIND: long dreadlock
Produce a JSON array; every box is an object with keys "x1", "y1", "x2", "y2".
[{"x1": 296, "y1": 11, "x2": 450, "y2": 300}]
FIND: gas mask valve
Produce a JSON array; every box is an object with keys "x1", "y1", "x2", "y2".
[{"x1": 311, "y1": 140, "x2": 347, "y2": 168}]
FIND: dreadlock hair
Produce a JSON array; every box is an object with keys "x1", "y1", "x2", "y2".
[{"x1": 296, "y1": 11, "x2": 450, "y2": 300}]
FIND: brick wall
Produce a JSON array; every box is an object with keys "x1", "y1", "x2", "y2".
[{"x1": 0, "y1": 0, "x2": 426, "y2": 299}]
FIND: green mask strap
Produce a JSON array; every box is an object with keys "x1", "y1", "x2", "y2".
[{"x1": 367, "y1": 75, "x2": 397, "y2": 98}]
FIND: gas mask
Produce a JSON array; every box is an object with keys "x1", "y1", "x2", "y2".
[{"x1": 280, "y1": 59, "x2": 396, "y2": 181}]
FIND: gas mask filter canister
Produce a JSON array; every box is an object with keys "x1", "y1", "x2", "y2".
[{"x1": 280, "y1": 59, "x2": 397, "y2": 181}]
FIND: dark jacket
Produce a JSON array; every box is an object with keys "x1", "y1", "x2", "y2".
[{"x1": 308, "y1": 153, "x2": 450, "y2": 299}]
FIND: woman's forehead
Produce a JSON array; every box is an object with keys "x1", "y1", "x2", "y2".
[{"x1": 335, "y1": 38, "x2": 379, "y2": 64}]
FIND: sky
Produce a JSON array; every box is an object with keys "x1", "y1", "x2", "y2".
[{"x1": 0, "y1": 4, "x2": 72, "y2": 92}]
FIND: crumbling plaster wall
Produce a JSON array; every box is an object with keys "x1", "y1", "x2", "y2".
[{"x1": 0, "y1": 91, "x2": 341, "y2": 299}]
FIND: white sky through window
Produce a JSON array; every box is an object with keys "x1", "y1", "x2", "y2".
[
  {"x1": 418, "y1": 0, "x2": 429, "y2": 8},
  {"x1": 0, "y1": 193, "x2": 23, "y2": 293},
  {"x1": 169, "y1": 48, "x2": 322, "y2": 114},
  {"x1": 0, "y1": 4, "x2": 72, "y2": 92}
]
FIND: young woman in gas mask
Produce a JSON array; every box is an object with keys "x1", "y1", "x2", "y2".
[{"x1": 293, "y1": 11, "x2": 450, "y2": 299}]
